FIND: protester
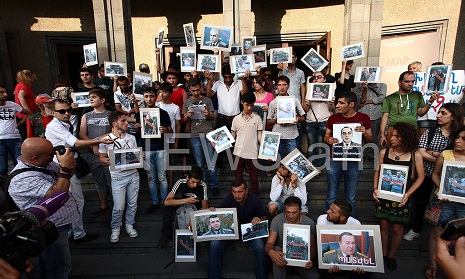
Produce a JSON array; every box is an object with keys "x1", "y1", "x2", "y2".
[
  {"x1": 26, "y1": 94, "x2": 54, "y2": 138},
  {"x1": 335, "y1": 60, "x2": 355, "y2": 102}
]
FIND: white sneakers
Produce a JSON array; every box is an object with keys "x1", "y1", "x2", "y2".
[
  {"x1": 403, "y1": 229, "x2": 419, "y2": 241},
  {"x1": 110, "y1": 227, "x2": 120, "y2": 243},
  {"x1": 125, "y1": 224, "x2": 138, "y2": 238},
  {"x1": 110, "y1": 225, "x2": 138, "y2": 242}
]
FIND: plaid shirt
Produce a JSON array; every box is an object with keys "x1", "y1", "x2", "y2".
[{"x1": 419, "y1": 127, "x2": 451, "y2": 177}]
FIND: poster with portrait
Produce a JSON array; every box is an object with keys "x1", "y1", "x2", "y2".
[
  {"x1": 231, "y1": 44, "x2": 242, "y2": 56},
  {"x1": 180, "y1": 47, "x2": 196, "y2": 72},
  {"x1": 242, "y1": 36, "x2": 256, "y2": 54},
  {"x1": 72, "y1": 92, "x2": 91, "y2": 107},
  {"x1": 258, "y1": 131, "x2": 281, "y2": 161},
  {"x1": 425, "y1": 64, "x2": 453, "y2": 93},
  {"x1": 139, "y1": 108, "x2": 161, "y2": 138},
  {"x1": 175, "y1": 230, "x2": 196, "y2": 262},
  {"x1": 251, "y1": 44, "x2": 267, "y2": 68},
  {"x1": 276, "y1": 96, "x2": 296, "y2": 124},
  {"x1": 354, "y1": 67, "x2": 382, "y2": 83},
  {"x1": 196, "y1": 54, "x2": 220, "y2": 72},
  {"x1": 83, "y1": 43, "x2": 98, "y2": 66},
  {"x1": 438, "y1": 161, "x2": 465, "y2": 204},
  {"x1": 157, "y1": 26, "x2": 165, "y2": 49},
  {"x1": 183, "y1": 23, "x2": 196, "y2": 47},
  {"x1": 109, "y1": 148, "x2": 143, "y2": 172},
  {"x1": 190, "y1": 208, "x2": 239, "y2": 242},
  {"x1": 270, "y1": 47, "x2": 293, "y2": 64},
  {"x1": 132, "y1": 71, "x2": 153, "y2": 98},
  {"x1": 377, "y1": 164, "x2": 409, "y2": 202},
  {"x1": 283, "y1": 224, "x2": 311, "y2": 267},
  {"x1": 282, "y1": 149, "x2": 320, "y2": 183},
  {"x1": 301, "y1": 48, "x2": 328, "y2": 72},
  {"x1": 341, "y1": 42, "x2": 364, "y2": 61},
  {"x1": 317, "y1": 225, "x2": 384, "y2": 273},
  {"x1": 230, "y1": 55, "x2": 254, "y2": 73},
  {"x1": 252, "y1": 103, "x2": 267, "y2": 128},
  {"x1": 306, "y1": 82, "x2": 335, "y2": 102},
  {"x1": 200, "y1": 24, "x2": 233, "y2": 52},
  {"x1": 103, "y1": 61, "x2": 127, "y2": 78},
  {"x1": 241, "y1": 221, "x2": 269, "y2": 242},
  {"x1": 206, "y1": 126, "x2": 235, "y2": 153},
  {"x1": 332, "y1": 123, "x2": 362, "y2": 161}
]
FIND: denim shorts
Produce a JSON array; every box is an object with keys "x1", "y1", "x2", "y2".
[
  {"x1": 268, "y1": 199, "x2": 309, "y2": 213},
  {"x1": 417, "y1": 120, "x2": 436, "y2": 128},
  {"x1": 438, "y1": 201, "x2": 465, "y2": 227}
]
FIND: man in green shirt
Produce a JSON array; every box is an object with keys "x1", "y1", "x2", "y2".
[{"x1": 379, "y1": 71, "x2": 438, "y2": 147}]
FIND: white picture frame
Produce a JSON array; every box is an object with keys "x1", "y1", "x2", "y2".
[
  {"x1": 252, "y1": 103, "x2": 267, "y2": 129},
  {"x1": 230, "y1": 55, "x2": 254, "y2": 73},
  {"x1": 282, "y1": 148, "x2": 320, "y2": 183},
  {"x1": 283, "y1": 223, "x2": 311, "y2": 267},
  {"x1": 306, "y1": 82, "x2": 335, "y2": 102},
  {"x1": 258, "y1": 131, "x2": 281, "y2": 161},
  {"x1": 83, "y1": 43, "x2": 98, "y2": 66},
  {"x1": 276, "y1": 96, "x2": 296, "y2": 124},
  {"x1": 180, "y1": 47, "x2": 197, "y2": 72},
  {"x1": 183, "y1": 23, "x2": 196, "y2": 48},
  {"x1": 196, "y1": 54, "x2": 221, "y2": 73},
  {"x1": 206, "y1": 126, "x2": 235, "y2": 153},
  {"x1": 200, "y1": 24, "x2": 233, "y2": 52},
  {"x1": 109, "y1": 147, "x2": 144, "y2": 172},
  {"x1": 317, "y1": 225, "x2": 384, "y2": 273},
  {"x1": 377, "y1": 164, "x2": 409, "y2": 202},
  {"x1": 242, "y1": 36, "x2": 256, "y2": 54},
  {"x1": 103, "y1": 61, "x2": 127, "y2": 78},
  {"x1": 354, "y1": 67, "x2": 382, "y2": 83},
  {"x1": 270, "y1": 47, "x2": 293, "y2": 64},
  {"x1": 332, "y1": 123, "x2": 363, "y2": 162},
  {"x1": 341, "y1": 42, "x2": 365, "y2": 61},
  {"x1": 175, "y1": 230, "x2": 196, "y2": 262},
  {"x1": 190, "y1": 208, "x2": 239, "y2": 242},
  {"x1": 241, "y1": 220, "x2": 269, "y2": 242},
  {"x1": 139, "y1": 108, "x2": 161, "y2": 138},
  {"x1": 251, "y1": 44, "x2": 267, "y2": 68},
  {"x1": 301, "y1": 48, "x2": 329, "y2": 72},
  {"x1": 132, "y1": 71, "x2": 153, "y2": 97},
  {"x1": 425, "y1": 64, "x2": 453, "y2": 93},
  {"x1": 438, "y1": 160, "x2": 465, "y2": 204},
  {"x1": 72, "y1": 92, "x2": 91, "y2": 107},
  {"x1": 157, "y1": 26, "x2": 165, "y2": 49}
]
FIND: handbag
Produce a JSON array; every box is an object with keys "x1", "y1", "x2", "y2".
[
  {"x1": 74, "y1": 154, "x2": 91, "y2": 179},
  {"x1": 423, "y1": 199, "x2": 444, "y2": 225}
]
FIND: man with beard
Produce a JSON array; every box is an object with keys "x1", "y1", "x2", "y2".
[
  {"x1": 114, "y1": 76, "x2": 138, "y2": 136},
  {"x1": 317, "y1": 200, "x2": 361, "y2": 225},
  {"x1": 27, "y1": 94, "x2": 54, "y2": 138}
]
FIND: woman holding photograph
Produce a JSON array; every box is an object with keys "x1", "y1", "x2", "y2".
[
  {"x1": 253, "y1": 76, "x2": 274, "y2": 120},
  {"x1": 373, "y1": 122, "x2": 424, "y2": 271},
  {"x1": 426, "y1": 126, "x2": 465, "y2": 279}
]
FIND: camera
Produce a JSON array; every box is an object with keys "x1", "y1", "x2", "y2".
[
  {"x1": 53, "y1": 145, "x2": 77, "y2": 156},
  {"x1": 441, "y1": 218, "x2": 465, "y2": 241}
]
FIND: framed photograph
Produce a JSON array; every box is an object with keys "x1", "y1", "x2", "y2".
[
  {"x1": 252, "y1": 103, "x2": 267, "y2": 128},
  {"x1": 196, "y1": 54, "x2": 220, "y2": 72},
  {"x1": 354, "y1": 67, "x2": 382, "y2": 83},
  {"x1": 270, "y1": 47, "x2": 293, "y2": 64},
  {"x1": 109, "y1": 147, "x2": 143, "y2": 172},
  {"x1": 341, "y1": 42, "x2": 364, "y2": 61},
  {"x1": 425, "y1": 64, "x2": 453, "y2": 93},
  {"x1": 180, "y1": 47, "x2": 196, "y2": 72},
  {"x1": 317, "y1": 225, "x2": 384, "y2": 273},
  {"x1": 230, "y1": 55, "x2": 254, "y2": 73},
  {"x1": 276, "y1": 96, "x2": 296, "y2": 124},
  {"x1": 231, "y1": 44, "x2": 242, "y2": 56},
  {"x1": 183, "y1": 23, "x2": 196, "y2": 47},
  {"x1": 258, "y1": 131, "x2": 281, "y2": 161},
  {"x1": 301, "y1": 48, "x2": 328, "y2": 72},
  {"x1": 306, "y1": 82, "x2": 335, "y2": 102},
  {"x1": 190, "y1": 208, "x2": 239, "y2": 242},
  {"x1": 157, "y1": 26, "x2": 165, "y2": 48},
  {"x1": 132, "y1": 71, "x2": 153, "y2": 97},
  {"x1": 200, "y1": 24, "x2": 233, "y2": 52},
  {"x1": 83, "y1": 43, "x2": 98, "y2": 66},
  {"x1": 140, "y1": 108, "x2": 161, "y2": 138},
  {"x1": 72, "y1": 92, "x2": 91, "y2": 107},
  {"x1": 206, "y1": 126, "x2": 235, "y2": 153},
  {"x1": 438, "y1": 161, "x2": 465, "y2": 203},
  {"x1": 251, "y1": 44, "x2": 267, "y2": 68},
  {"x1": 242, "y1": 36, "x2": 256, "y2": 54},
  {"x1": 282, "y1": 148, "x2": 320, "y2": 183},
  {"x1": 241, "y1": 221, "x2": 269, "y2": 242},
  {"x1": 103, "y1": 61, "x2": 127, "y2": 78},
  {"x1": 332, "y1": 123, "x2": 362, "y2": 161},
  {"x1": 283, "y1": 223, "x2": 311, "y2": 267},
  {"x1": 377, "y1": 164, "x2": 409, "y2": 202},
  {"x1": 175, "y1": 230, "x2": 196, "y2": 262}
]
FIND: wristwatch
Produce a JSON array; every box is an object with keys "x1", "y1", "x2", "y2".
[{"x1": 60, "y1": 167, "x2": 72, "y2": 174}]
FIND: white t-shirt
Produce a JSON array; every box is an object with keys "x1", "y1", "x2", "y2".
[
  {"x1": 99, "y1": 133, "x2": 139, "y2": 176},
  {"x1": 0, "y1": 101, "x2": 22, "y2": 139},
  {"x1": 156, "y1": 102, "x2": 181, "y2": 144},
  {"x1": 114, "y1": 91, "x2": 133, "y2": 113},
  {"x1": 212, "y1": 80, "x2": 243, "y2": 116},
  {"x1": 316, "y1": 214, "x2": 361, "y2": 225}
]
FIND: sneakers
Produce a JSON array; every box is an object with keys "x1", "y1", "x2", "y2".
[
  {"x1": 403, "y1": 229, "x2": 419, "y2": 241},
  {"x1": 91, "y1": 207, "x2": 110, "y2": 217},
  {"x1": 110, "y1": 227, "x2": 120, "y2": 243},
  {"x1": 74, "y1": 233, "x2": 99, "y2": 244},
  {"x1": 145, "y1": 204, "x2": 159, "y2": 214},
  {"x1": 125, "y1": 224, "x2": 138, "y2": 238}
]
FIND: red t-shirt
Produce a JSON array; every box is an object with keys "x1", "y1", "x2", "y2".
[
  {"x1": 170, "y1": 87, "x2": 186, "y2": 111},
  {"x1": 14, "y1": 82, "x2": 36, "y2": 118},
  {"x1": 326, "y1": 112, "x2": 372, "y2": 130}
]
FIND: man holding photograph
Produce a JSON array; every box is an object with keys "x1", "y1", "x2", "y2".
[
  {"x1": 205, "y1": 28, "x2": 228, "y2": 48},
  {"x1": 322, "y1": 232, "x2": 370, "y2": 265}
]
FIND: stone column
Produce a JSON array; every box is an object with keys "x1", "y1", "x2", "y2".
[
  {"x1": 223, "y1": 0, "x2": 252, "y2": 44},
  {"x1": 344, "y1": 0, "x2": 383, "y2": 66},
  {"x1": 92, "y1": 0, "x2": 134, "y2": 70}
]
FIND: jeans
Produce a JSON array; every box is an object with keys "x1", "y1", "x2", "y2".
[
  {"x1": 326, "y1": 160, "x2": 361, "y2": 216},
  {"x1": 39, "y1": 225, "x2": 71, "y2": 279},
  {"x1": 0, "y1": 138, "x2": 21, "y2": 175},
  {"x1": 278, "y1": 139, "x2": 297, "y2": 160},
  {"x1": 438, "y1": 200, "x2": 465, "y2": 227},
  {"x1": 110, "y1": 172, "x2": 140, "y2": 228},
  {"x1": 208, "y1": 239, "x2": 267, "y2": 279},
  {"x1": 272, "y1": 246, "x2": 320, "y2": 279},
  {"x1": 70, "y1": 174, "x2": 86, "y2": 239},
  {"x1": 191, "y1": 136, "x2": 218, "y2": 189},
  {"x1": 81, "y1": 151, "x2": 111, "y2": 193},
  {"x1": 296, "y1": 122, "x2": 303, "y2": 150},
  {"x1": 145, "y1": 150, "x2": 169, "y2": 204},
  {"x1": 306, "y1": 121, "x2": 326, "y2": 166}
]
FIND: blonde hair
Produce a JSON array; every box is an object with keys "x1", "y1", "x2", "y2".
[{"x1": 16, "y1": 70, "x2": 36, "y2": 85}]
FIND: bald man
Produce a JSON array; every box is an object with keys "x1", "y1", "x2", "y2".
[{"x1": 8, "y1": 137, "x2": 78, "y2": 279}]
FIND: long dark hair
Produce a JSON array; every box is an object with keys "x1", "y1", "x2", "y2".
[{"x1": 440, "y1": 103, "x2": 464, "y2": 149}]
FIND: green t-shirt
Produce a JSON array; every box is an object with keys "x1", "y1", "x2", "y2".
[{"x1": 381, "y1": 90, "x2": 425, "y2": 128}]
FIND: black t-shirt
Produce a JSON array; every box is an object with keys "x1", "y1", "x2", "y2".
[
  {"x1": 137, "y1": 107, "x2": 172, "y2": 151},
  {"x1": 218, "y1": 193, "x2": 267, "y2": 225},
  {"x1": 172, "y1": 179, "x2": 207, "y2": 210},
  {"x1": 334, "y1": 72, "x2": 355, "y2": 98}
]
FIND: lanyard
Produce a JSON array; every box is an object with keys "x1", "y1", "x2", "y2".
[{"x1": 399, "y1": 93, "x2": 409, "y2": 109}]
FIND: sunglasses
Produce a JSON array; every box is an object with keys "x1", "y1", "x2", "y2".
[
  {"x1": 313, "y1": 75, "x2": 324, "y2": 79},
  {"x1": 54, "y1": 109, "x2": 72, "y2": 114}
]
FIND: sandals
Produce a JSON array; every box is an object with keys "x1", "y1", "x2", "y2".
[{"x1": 425, "y1": 265, "x2": 437, "y2": 279}]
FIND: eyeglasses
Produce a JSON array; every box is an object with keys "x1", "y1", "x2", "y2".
[
  {"x1": 53, "y1": 109, "x2": 72, "y2": 114},
  {"x1": 313, "y1": 75, "x2": 324, "y2": 79}
]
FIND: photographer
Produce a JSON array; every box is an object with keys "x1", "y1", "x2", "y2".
[
  {"x1": 8, "y1": 137, "x2": 78, "y2": 278},
  {"x1": 435, "y1": 236, "x2": 465, "y2": 279}
]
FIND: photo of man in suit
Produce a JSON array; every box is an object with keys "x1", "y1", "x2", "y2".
[
  {"x1": 202, "y1": 215, "x2": 234, "y2": 235},
  {"x1": 322, "y1": 232, "x2": 371, "y2": 265},
  {"x1": 332, "y1": 126, "x2": 362, "y2": 160},
  {"x1": 204, "y1": 28, "x2": 228, "y2": 48}
]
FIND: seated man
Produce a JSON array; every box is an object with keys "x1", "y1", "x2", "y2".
[
  {"x1": 265, "y1": 197, "x2": 320, "y2": 279},
  {"x1": 157, "y1": 166, "x2": 208, "y2": 248},
  {"x1": 268, "y1": 164, "x2": 308, "y2": 217},
  {"x1": 317, "y1": 199, "x2": 361, "y2": 225},
  {"x1": 208, "y1": 178, "x2": 267, "y2": 279}
]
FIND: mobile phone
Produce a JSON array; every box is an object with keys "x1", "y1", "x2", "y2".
[{"x1": 441, "y1": 218, "x2": 465, "y2": 241}]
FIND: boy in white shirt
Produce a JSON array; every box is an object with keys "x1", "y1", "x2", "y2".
[{"x1": 316, "y1": 199, "x2": 361, "y2": 225}]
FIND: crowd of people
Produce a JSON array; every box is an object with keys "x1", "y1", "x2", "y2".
[{"x1": 1, "y1": 47, "x2": 465, "y2": 279}]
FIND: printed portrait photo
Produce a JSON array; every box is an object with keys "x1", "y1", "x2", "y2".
[
  {"x1": 180, "y1": 47, "x2": 196, "y2": 72},
  {"x1": 241, "y1": 220, "x2": 269, "y2": 242},
  {"x1": 282, "y1": 149, "x2": 319, "y2": 183},
  {"x1": 183, "y1": 23, "x2": 196, "y2": 47},
  {"x1": 242, "y1": 36, "x2": 256, "y2": 54},
  {"x1": 109, "y1": 148, "x2": 143, "y2": 172},
  {"x1": 140, "y1": 108, "x2": 161, "y2": 138},
  {"x1": 197, "y1": 55, "x2": 220, "y2": 72},
  {"x1": 251, "y1": 44, "x2": 267, "y2": 68},
  {"x1": 72, "y1": 92, "x2": 91, "y2": 107},
  {"x1": 258, "y1": 132, "x2": 281, "y2": 161},
  {"x1": 230, "y1": 55, "x2": 254, "y2": 73},
  {"x1": 270, "y1": 47, "x2": 292, "y2": 64},
  {"x1": 438, "y1": 161, "x2": 465, "y2": 203},
  {"x1": 301, "y1": 48, "x2": 328, "y2": 72},
  {"x1": 283, "y1": 224, "x2": 310, "y2": 267},
  {"x1": 206, "y1": 126, "x2": 235, "y2": 153},
  {"x1": 276, "y1": 96, "x2": 296, "y2": 124},
  {"x1": 83, "y1": 43, "x2": 98, "y2": 66},
  {"x1": 157, "y1": 26, "x2": 165, "y2": 48},
  {"x1": 132, "y1": 72, "x2": 153, "y2": 95},
  {"x1": 231, "y1": 44, "x2": 242, "y2": 56},
  {"x1": 341, "y1": 43, "x2": 364, "y2": 60},
  {"x1": 200, "y1": 25, "x2": 233, "y2": 52},
  {"x1": 377, "y1": 164, "x2": 409, "y2": 202},
  {"x1": 190, "y1": 209, "x2": 239, "y2": 242},
  {"x1": 426, "y1": 64, "x2": 452, "y2": 92},
  {"x1": 104, "y1": 61, "x2": 126, "y2": 78},
  {"x1": 355, "y1": 67, "x2": 382, "y2": 83},
  {"x1": 332, "y1": 123, "x2": 363, "y2": 161}
]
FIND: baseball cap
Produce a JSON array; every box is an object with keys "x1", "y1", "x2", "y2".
[
  {"x1": 139, "y1": 63, "x2": 150, "y2": 71},
  {"x1": 35, "y1": 94, "x2": 55, "y2": 105}
]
